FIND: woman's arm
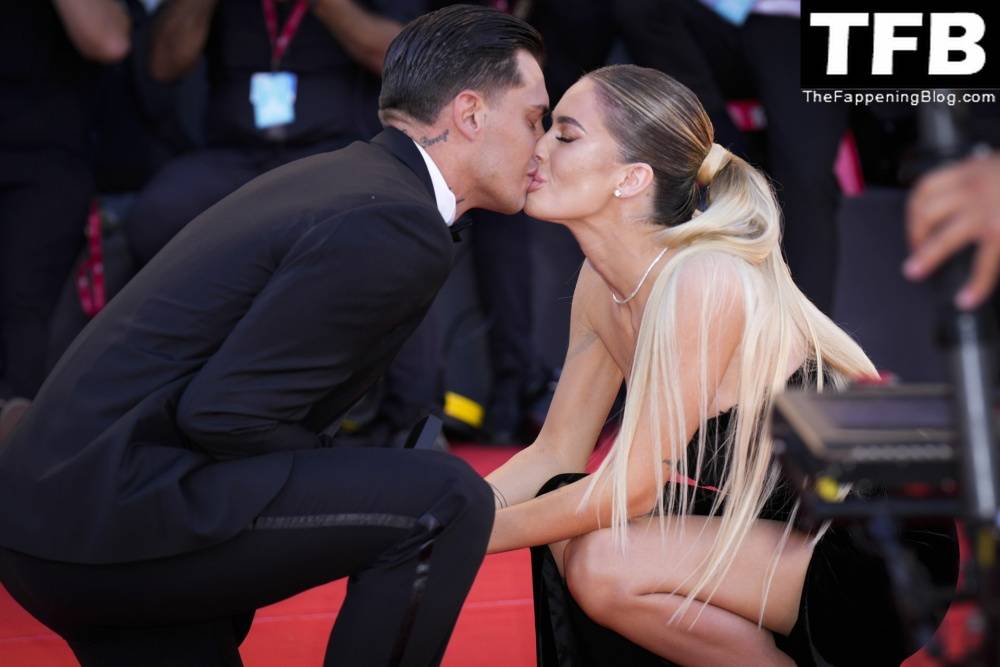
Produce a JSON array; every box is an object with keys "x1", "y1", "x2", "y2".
[
  {"x1": 485, "y1": 262, "x2": 623, "y2": 508},
  {"x1": 489, "y1": 253, "x2": 746, "y2": 552}
]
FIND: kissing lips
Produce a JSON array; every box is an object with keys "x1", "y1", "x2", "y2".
[{"x1": 527, "y1": 174, "x2": 546, "y2": 193}]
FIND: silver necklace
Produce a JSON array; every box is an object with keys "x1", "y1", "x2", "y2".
[{"x1": 611, "y1": 247, "x2": 669, "y2": 305}]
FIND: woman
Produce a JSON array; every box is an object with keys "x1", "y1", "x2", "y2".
[{"x1": 485, "y1": 65, "x2": 958, "y2": 665}]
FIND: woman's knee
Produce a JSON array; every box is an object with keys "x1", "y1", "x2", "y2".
[{"x1": 563, "y1": 531, "x2": 631, "y2": 625}]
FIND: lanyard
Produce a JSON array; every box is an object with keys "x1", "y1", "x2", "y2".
[
  {"x1": 261, "y1": 0, "x2": 310, "y2": 69},
  {"x1": 76, "y1": 201, "x2": 106, "y2": 318}
]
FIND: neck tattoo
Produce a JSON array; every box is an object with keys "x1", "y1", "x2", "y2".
[
  {"x1": 611, "y1": 247, "x2": 669, "y2": 305},
  {"x1": 419, "y1": 129, "x2": 449, "y2": 147}
]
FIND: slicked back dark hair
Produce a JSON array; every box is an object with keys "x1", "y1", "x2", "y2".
[{"x1": 379, "y1": 5, "x2": 544, "y2": 125}]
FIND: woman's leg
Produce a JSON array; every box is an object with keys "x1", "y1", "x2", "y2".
[
  {"x1": 561, "y1": 516, "x2": 812, "y2": 666},
  {"x1": 577, "y1": 588, "x2": 793, "y2": 667}
]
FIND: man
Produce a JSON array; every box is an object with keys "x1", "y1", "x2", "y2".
[{"x1": 0, "y1": 6, "x2": 548, "y2": 667}]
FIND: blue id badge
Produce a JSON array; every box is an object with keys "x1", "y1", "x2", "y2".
[
  {"x1": 250, "y1": 71, "x2": 297, "y2": 130},
  {"x1": 699, "y1": 0, "x2": 756, "y2": 25}
]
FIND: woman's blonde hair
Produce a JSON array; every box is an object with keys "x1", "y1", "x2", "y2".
[{"x1": 580, "y1": 65, "x2": 877, "y2": 624}]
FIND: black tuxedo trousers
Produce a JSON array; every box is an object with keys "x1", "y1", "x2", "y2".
[{"x1": 1, "y1": 447, "x2": 493, "y2": 667}]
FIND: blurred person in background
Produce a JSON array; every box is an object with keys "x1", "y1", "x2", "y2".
[
  {"x1": 126, "y1": 0, "x2": 427, "y2": 266},
  {"x1": 615, "y1": 0, "x2": 846, "y2": 316},
  {"x1": 905, "y1": 151, "x2": 1000, "y2": 310},
  {"x1": 0, "y1": 0, "x2": 131, "y2": 435}
]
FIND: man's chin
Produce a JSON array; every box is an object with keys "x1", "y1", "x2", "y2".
[
  {"x1": 523, "y1": 195, "x2": 547, "y2": 221},
  {"x1": 477, "y1": 189, "x2": 530, "y2": 216},
  {"x1": 497, "y1": 194, "x2": 527, "y2": 216}
]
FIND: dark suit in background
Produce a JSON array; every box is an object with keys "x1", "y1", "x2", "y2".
[
  {"x1": 0, "y1": 127, "x2": 493, "y2": 667},
  {"x1": 0, "y1": 2, "x2": 98, "y2": 400}
]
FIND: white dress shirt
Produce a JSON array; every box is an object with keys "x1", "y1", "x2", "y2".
[{"x1": 412, "y1": 141, "x2": 457, "y2": 226}]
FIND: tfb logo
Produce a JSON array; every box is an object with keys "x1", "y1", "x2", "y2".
[
  {"x1": 812, "y1": 13, "x2": 984, "y2": 76},
  {"x1": 801, "y1": 1, "x2": 998, "y2": 89}
]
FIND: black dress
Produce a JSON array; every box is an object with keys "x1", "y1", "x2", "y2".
[{"x1": 531, "y1": 411, "x2": 960, "y2": 666}]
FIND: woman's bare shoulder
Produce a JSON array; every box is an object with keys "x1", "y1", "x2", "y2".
[
  {"x1": 668, "y1": 249, "x2": 747, "y2": 311},
  {"x1": 673, "y1": 247, "x2": 744, "y2": 279}
]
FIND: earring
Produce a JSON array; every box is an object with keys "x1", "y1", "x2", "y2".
[{"x1": 614, "y1": 189, "x2": 622, "y2": 198}]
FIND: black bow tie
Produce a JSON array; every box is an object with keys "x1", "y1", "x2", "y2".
[{"x1": 450, "y1": 216, "x2": 474, "y2": 243}]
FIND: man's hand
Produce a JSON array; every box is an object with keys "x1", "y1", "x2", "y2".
[{"x1": 904, "y1": 152, "x2": 1000, "y2": 310}]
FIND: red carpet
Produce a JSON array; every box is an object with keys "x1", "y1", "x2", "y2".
[{"x1": 0, "y1": 444, "x2": 976, "y2": 666}]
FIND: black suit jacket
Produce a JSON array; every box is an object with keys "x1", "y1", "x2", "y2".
[{"x1": 0, "y1": 128, "x2": 456, "y2": 564}]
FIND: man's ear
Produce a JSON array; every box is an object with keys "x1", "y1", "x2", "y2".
[
  {"x1": 615, "y1": 163, "x2": 655, "y2": 199},
  {"x1": 451, "y1": 90, "x2": 486, "y2": 141}
]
